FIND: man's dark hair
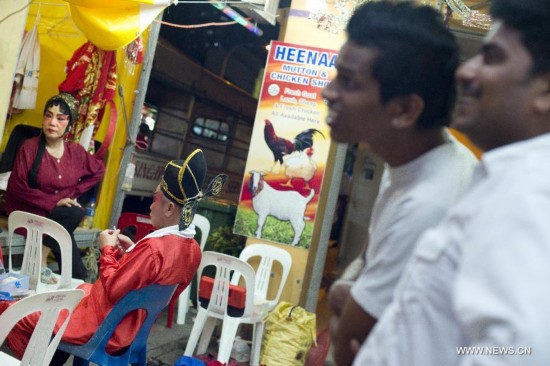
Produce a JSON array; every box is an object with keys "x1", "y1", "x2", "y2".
[
  {"x1": 346, "y1": 1, "x2": 459, "y2": 129},
  {"x1": 491, "y1": 0, "x2": 550, "y2": 77}
]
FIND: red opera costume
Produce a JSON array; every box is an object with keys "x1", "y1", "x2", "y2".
[
  {"x1": 59, "y1": 41, "x2": 117, "y2": 153},
  {"x1": 1, "y1": 227, "x2": 202, "y2": 358}
]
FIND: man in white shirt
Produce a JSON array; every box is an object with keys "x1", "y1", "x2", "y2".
[
  {"x1": 322, "y1": 2, "x2": 478, "y2": 365},
  {"x1": 355, "y1": 0, "x2": 550, "y2": 365}
]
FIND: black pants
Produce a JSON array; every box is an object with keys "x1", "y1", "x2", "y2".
[{"x1": 44, "y1": 206, "x2": 87, "y2": 280}]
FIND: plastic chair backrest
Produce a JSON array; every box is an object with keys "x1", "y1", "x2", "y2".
[
  {"x1": 0, "y1": 289, "x2": 84, "y2": 366},
  {"x1": 8, "y1": 210, "x2": 74, "y2": 292},
  {"x1": 192, "y1": 214, "x2": 210, "y2": 251},
  {"x1": 231, "y1": 243, "x2": 292, "y2": 310},
  {"x1": 167, "y1": 214, "x2": 211, "y2": 327},
  {"x1": 57, "y1": 283, "x2": 177, "y2": 366},
  {"x1": 199, "y1": 251, "x2": 256, "y2": 319},
  {"x1": 117, "y1": 212, "x2": 155, "y2": 242}
]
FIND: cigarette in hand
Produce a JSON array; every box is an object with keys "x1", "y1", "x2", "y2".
[{"x1": 113, "y1": 226, "x2": 123, "y2": 252}]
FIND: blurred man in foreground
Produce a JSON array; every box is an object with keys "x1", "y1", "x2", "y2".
[
  {"x1": 355, "y1": 0, "x2": 550, "y2": 364},
  {"x1": 322, "y1": 2, "x2": 478, "y2": 365}
]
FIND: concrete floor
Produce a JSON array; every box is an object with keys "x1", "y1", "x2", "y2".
[
  {"x1": 146, "y1": 307, "x2": 197, "y2": 366},
  {"x1": 74, "y1": 246, "x2": 339, "y2": 366},
  {"x1": 0, "y1": 297, "x2": 335, "y2": 366},
  {"x1": 147, "y1": 304, "x2": 335, "y2": 366},
  {"x1": 142, "y1": 245, "x2": 339, "y2": 366},
  {"x1": 2, "y1": 244, "x2": 339, "y2": 365},
  {"x1": 145, "y1": 306, "x2": 335, "y2": 366}
]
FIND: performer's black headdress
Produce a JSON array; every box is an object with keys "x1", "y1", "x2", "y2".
[{"x1": 160, "y1": 149, "x2": 227, "y2": 230}]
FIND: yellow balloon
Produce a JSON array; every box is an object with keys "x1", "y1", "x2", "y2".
[{"x1": 63, "y1": 0, "x2": 171, "y2": 50}]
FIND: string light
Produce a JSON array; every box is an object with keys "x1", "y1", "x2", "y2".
[
  {"x1": 210, "y1": 1, "x2": 263, "y2": 36},
  {"x1": 158, "y1": 1, "x2": 263, "y2": 35},
  {"x1": 155, "y1": 18, "x2": 242, "y2": 29}
]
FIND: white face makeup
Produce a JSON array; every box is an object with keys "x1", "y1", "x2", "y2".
[{"x1": 42, "y1": 105, "x2": 70, "y2": 141}]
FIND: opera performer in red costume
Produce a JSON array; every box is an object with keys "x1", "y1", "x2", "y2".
[
  {"x1": 5, "y1": 92, "x2": 105, "y2": 280},
  {"x1": 1, "y1": 149, "x2": 227, "y2": 365}
]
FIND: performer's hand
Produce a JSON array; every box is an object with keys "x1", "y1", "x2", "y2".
[
  {"x1": 57, "y1": 197, "x2": 82, "y2": 207},
  {"x1": 116, "y1": 233, "x2": 134, "y2": 253},
  {"x1": 98, "y1": 229, "x2": 120, "y2": 250}
]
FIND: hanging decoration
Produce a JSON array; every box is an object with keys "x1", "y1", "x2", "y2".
[
  {"x1": 308, "y1": 0, "x2": 356, "y2": 34},
  {"x1": 62, "y1": 0, "x2": 174, "y2": 51},
  {"x1": 58, "y1": 41, "x2": 117, "y2": 158},
  {"x1": 308, "y1": 0, "x2": 492, "y2": 34},
  {"x1": 432, "y1": 0, "x2": 492, "y2": 30},
  {"x1": 124, "y1": 36, "x2": 144, "y2": 76}
]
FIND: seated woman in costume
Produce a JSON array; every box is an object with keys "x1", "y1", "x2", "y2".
[{"x1": 5, "y1": 92, "x2": 105, "y2": 280}]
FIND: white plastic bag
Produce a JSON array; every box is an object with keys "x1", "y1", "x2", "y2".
[{"x1": 230, "y1": 336, "x2": 251, "y2": 363}]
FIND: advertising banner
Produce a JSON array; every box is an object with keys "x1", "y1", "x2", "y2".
[{"x1": 233, "y1": 41, "x2": 337, "y2": 249}]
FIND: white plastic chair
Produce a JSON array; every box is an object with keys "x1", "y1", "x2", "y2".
[
  {"x1": 8, "y1": 210, "x2": 84, "y2": 293},
  {"x1": 230, "y1": 243, "x2": 292, "y2": 365},
  {"x1": 175, "y1": 214, "x2": 210, "y2": 325},
  {"x1": 0, "y1": 288, "x2": 85, "y2": 366},
  {"x1": 184, "y1": 251, "x2": 256, "y2": 364}
]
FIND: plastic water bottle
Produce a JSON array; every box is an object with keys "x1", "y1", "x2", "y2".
[
  {"x1": 81, "y1": 198, "x2": 96, "y2": 229},
  {"x1": 121, "y1": 161, "x2": 135, "y2": 191}
]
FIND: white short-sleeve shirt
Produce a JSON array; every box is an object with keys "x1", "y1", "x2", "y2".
[
  {"x1": 351, "y1": 131, "x2": 478, "y2": 318},
  {"x1": 355, "y1": 133, "x2": 550, "y2": 366}
]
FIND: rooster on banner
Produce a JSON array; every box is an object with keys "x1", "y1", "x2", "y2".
[{"x1": 263, "y1": 119, "x2": 325, "y2": 174}]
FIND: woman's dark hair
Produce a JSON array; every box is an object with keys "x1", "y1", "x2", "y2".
[
  {"x1": 346, "y1": 1, "x2": 459, "y2": 130},
  {"x1": 28, "y1": 99, "x2": 73, "y2": 188}
]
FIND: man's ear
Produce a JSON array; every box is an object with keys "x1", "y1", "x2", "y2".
[
  {"x1": 533, "y1": 76, "x2": 550, "y2": 114},
  {"x1": 389, "y1": 94, "x2": 424, "y2": 129},
  {"x1": 164, "y1": 201, "x2": 176, "y2": 218}
]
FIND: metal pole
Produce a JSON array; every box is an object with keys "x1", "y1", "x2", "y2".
[
  {"x1": 304, "y1": 142, "x2": 347, "y2": 312},
  {"x1": 108, "y1": 16, "x2": 163, "y2": 228}
]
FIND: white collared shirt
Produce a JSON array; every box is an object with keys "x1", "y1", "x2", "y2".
[
  {"x1": 355, "y1": 133, "x2": 550, "y2": 366},
  {"x1": 351, "y1": 131, "x2": 478, "y2": 318},
  {"x1": 125, "y1": 224, "x2": 196, "y2": 253}
]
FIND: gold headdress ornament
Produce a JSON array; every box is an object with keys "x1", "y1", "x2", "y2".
[
  {"x1": 44, "y1": 92, "x2": 79, "y2": 126},
  {"x1": 160, "y1": 149, "x2": 228, "y2": 231}
]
